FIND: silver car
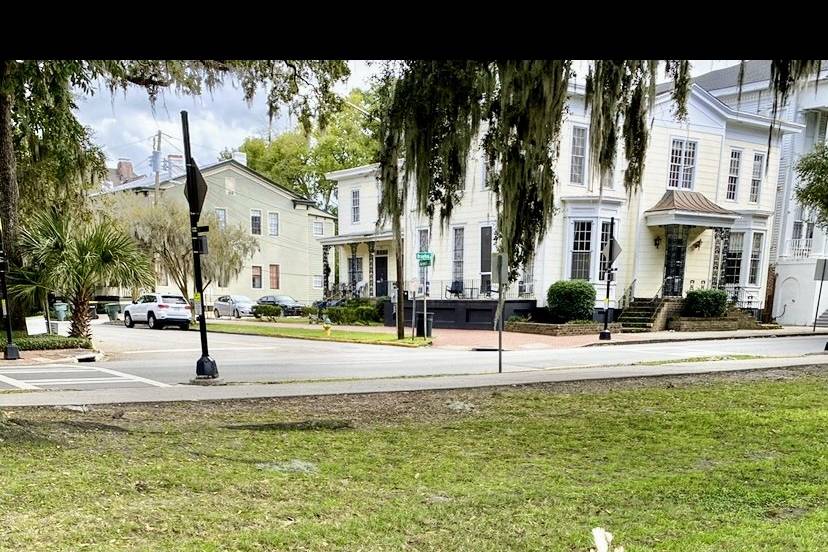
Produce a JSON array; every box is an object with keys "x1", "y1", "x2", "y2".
[{"x1": 213, "y1": 295, "x2": 255, "y2": 318}]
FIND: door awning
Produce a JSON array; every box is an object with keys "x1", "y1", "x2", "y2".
[{"x1": 644, "y1": 190, "x2": 738, "y2": 228}]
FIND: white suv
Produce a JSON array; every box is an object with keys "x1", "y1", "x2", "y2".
[{"x1": 124, "y1": 293, "x2": 191, "y2": 330}]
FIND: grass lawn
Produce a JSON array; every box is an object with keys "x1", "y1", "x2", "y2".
[
  {"x1": 206, "y1": 322, "x2": 431, "y2": 347},
  {"x1": 2, "y1": 367, "x2": 828, "y2": 550}
]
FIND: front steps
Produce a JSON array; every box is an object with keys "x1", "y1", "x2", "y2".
[{"x1": 618, "y1": 299, "x2": 658, "y2": 333}]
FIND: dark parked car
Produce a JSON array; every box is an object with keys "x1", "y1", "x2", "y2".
[{"x1": 258, "y1": 295, "x2": 303, "y2": 316}]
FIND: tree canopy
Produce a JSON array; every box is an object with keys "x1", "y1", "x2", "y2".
[{"x1": 795, "y1": 143, "x2": 828, "y2": 228}]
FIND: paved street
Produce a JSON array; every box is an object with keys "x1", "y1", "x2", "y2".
[{"x1": 1, "y1": 324, "x2": 826, "y2": 395}]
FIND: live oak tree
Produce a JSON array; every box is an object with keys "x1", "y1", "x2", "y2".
[
  {"x1": 375, "y1": 60, "x2": 823, "y2": 336},
  {"x1": 0, "y1": 59, "x2": 349, "y2": 327}
]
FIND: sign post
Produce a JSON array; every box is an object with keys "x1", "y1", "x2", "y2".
[
  {"x1": 182, "y1": 111, "x2": 218, "y2": 379},
  {"x1": 492, "y1": 252, "x2": 508, "y2": 374},
  {"x1": 813, "y1": 258, "x2": 828, "y2": 334},
  {"x1": 416, "y1": 251, "x2": 434, "y2": 339},
  {"x1": 600, "y1": 218, "x2": 621, "y2": 340},
  {"x1": 0, "y1": 219, "x2": 19, "y2": 360}
]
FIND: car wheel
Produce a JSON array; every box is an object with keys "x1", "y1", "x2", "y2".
[
  {"x1": 124, "y1": 312, "x2": 134, "y2": 328},
  {"x1": 214, "y1": 308, "x2": 221, "y2": 319},
  {"x1": 179, "y1": 323, "x2": 190, "y2": 331},
  {"x1": 234, "y1": 309, "x2": 241, "y2": 319},
  {"x1": 147, "y1": 313, "x2": 162, "y2": 330}
]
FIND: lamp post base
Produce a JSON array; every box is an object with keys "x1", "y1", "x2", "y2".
[
  {"x1": 4, "y1": 343, "x2": 20, "y2": 360},
  {"x1": 195, "y1": 355, "x2": 219, "y2": 378},
  {"x1": 599, "y1": 329, "x2": 612, "y2": 341}
]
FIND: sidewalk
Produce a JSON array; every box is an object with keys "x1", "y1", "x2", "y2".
[
  {"x1": 200, "y1": 318, "x2": 828, "y2": 350},
  {"x1": 2, "y1": 354, "x2": 826, "y2": 407},
  {"x1": 0, "y1": 348, "x2": 99, "y2": 367}
]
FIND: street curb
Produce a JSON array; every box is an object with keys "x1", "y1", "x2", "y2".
[{"x1": 585, "y1": 331, "x2": 828, "y2": 347}]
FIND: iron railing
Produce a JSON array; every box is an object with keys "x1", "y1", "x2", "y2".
[
  {"x1": 620, "y1": 279, "x2": 637, "y2": 310},
  {"x1": 415, "y1": 278, "x2": 536, "y2": 300}
]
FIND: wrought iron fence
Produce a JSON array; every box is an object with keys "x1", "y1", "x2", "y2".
[
  {"x1": 785, "y1": 238, "x2": 813, "y2": 258},
  {"x1": 409, "y1": 278, "x2": 536, "y2": 300}
]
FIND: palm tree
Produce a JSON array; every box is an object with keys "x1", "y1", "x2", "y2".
[{"x1": 14, "y1": 208, "x2": 154, "y2": 338}]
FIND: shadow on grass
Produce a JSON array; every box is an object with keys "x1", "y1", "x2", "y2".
[
  {"x1": 225, "y1": 419, "x2": 352, "y2": 432},
  {"x1": 4, "y1": 418, "x2": 129, "y2": 434}
]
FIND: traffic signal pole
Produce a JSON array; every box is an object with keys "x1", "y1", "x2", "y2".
[{"x1": 181, "y1": 111, "x2": 218, "y2": 379}]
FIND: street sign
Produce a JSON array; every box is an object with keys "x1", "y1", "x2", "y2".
[
  {"x1": 184, "y1": 159, "x2": 208, "y2": 216},
  {"x1": 419, "y1": 259, "x2": 431, "y2": 267},
  {"x1": 416, "y1": 251, "x2": 434, "y2": 262},
  {"x1": 815, "y1": 259, "x2": 828, "y2": 280},
  {"x1": 601, "y1": 238, "x2": 622, "y2": 264},
  {"x1": 491, "y1": 252, "x2": 508, "y2": 284}
]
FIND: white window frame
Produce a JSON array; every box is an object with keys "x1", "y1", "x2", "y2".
[
  {"x1": 724, "y1": 232, "x2": 745, "y2": 285},
  {"x1": 570, "y1": 125, "x2": 588, "y2": 186},
  {"x1": 748, "y1": 232, "x2": 764, "y2": 286},
  {"x1": 250, "y1": 209, "x2": 262, "y2": 236},
  {"x1": 268, "y1": 211, "x2": 279, "y2": 237},
  {"x1": 215, "y1": 207, "x2": 227, "y2": 231},
  {"x1": 668, "y1": 138, "x2": 698, "y2": 190},
  {"x1": 313, "y1": 275, "x2": 323, "y2": 289},
  {"x1": 569, "y1": 219, "x2": 593, "y2": 281},
  {"x1": 726, "y1": 149, "x2": 741, "y2": 201},
  {"x1": 313, "y1": 220, "x2": 324, "y2": 237},
  {"x1": 750, "y1": 153, "x2": 764, "y2": 204},
  {"x1": 252, "y1": 265, "x2": 263, "y2": 289},
  {"x1": 451, "y1": 225, "x2": 465, "y2": 283},
  {"x1": 351, "y1": 188, "x2": 360, "y2": 224}
]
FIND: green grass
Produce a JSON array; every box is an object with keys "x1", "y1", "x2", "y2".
[
  {"x1": 206, "y1": 322, "x2": 431, "y2": 347},
  {"x1": 1, "y1": 368, "x2": 827, "y2": 550}
]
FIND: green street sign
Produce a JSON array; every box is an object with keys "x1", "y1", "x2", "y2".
[
  {"x1": 416, "y1": 251, "x2": 434, "y2": 262},
  {"x1": 419, "y1": 259, "x2": 431, "y2": 267}
]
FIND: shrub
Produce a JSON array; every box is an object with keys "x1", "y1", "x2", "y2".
[
  {"x1": 507, "y1": 314, "x2": 528, "y2": 323},
  {"x1": 16, "y1": 335, "x2": 92, "y2": 351},
  {"x1": 252, "y1": 304, "x2": 282, "y2": 321},
  {"x1": 546, "y1": 280, "x2": 596, "y2": 323},
  {"x1": 683, "y1": 289, "x2": 728, "y2": 318},
  {"x1": 325, "y1": 305, "x2": 377, "y2": 325}
]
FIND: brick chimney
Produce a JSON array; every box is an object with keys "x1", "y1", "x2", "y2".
[{"x1": 116, "y1": 158, "x2": 135, "y2": 182}]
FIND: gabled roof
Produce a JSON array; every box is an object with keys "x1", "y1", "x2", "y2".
[
  {"x1": 657, "y1": 60, "x2": 828, "y2": 95},
  {"x1": 645, "y1": 190, "x2": 734, "y2": 215}
]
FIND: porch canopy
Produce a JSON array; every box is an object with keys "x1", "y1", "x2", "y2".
[
  {"x1": 644, "y1": 190, "x2": 738, "y2": 228},
  {"x1": 318, "y1": 230, "x2": 394, "y2": 246}
]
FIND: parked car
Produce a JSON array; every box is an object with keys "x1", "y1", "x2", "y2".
[
  {"x1": 213, "y1": 295, "x2": 255, "y2": 318},
  {"x1": 258, "y1": 294, "x2": 303, "y2": 316},
  {"x1": 123, "y1": 293, "x2": 191, "y2": 330}
]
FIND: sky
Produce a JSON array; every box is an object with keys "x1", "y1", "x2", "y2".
[{"x1": 74, "y1": 60, "x2": 740, "y2": 177}]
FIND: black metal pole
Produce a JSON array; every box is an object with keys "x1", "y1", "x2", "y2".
[
  {"x1": 182, "y1": 111, "x2": 218, "y2": 379},
  {"x1": 599, "y1": 217, "x2": 614, "y2": 341},
  {"x1": 0, "y1": 220, "x2": 20, "y2": 360},
  {"x1": 814, "y1": 260, "x2": 826, "y2": 333}
]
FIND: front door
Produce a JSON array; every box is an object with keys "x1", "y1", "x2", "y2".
[
  {"x1": 375, "y1": 256, "x2": 388, "y2": 297},
  {"x1": 663, "y1": 225, "x2": 689, "y2": 296}
]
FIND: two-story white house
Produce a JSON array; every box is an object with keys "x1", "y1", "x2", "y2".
[
  {"x1": 101, "y1": 154, "x2": 336, "y2": 306},
  {"x1": 687, "y1": 60, "x2": 828, "y2": 326},
  {"x1": 321, "y1": 82, "x2": 800, "y2": 329}
]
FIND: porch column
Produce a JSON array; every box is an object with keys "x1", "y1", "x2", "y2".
[
  {"x1": 368, "y1": 241, "x2": 376, "y2": 297},
  {"x1": 349, "y1": 243, "x2": 358, "y2": 292},
  {"x1": 322, "y1": 245, "x2": 331, "y2": 296},
  {"x1": 711, "y1": 227, "x2": 731, "y2": 290}
]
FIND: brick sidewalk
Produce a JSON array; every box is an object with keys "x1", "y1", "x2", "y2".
[{"x1": 0, "y1": 348, "x2": 98, "y2": 367}]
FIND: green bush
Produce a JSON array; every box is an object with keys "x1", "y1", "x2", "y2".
[
  {"x1": 15, "y1": 335, "x2": 92, "y2": 351},
  {"x1": 507, "y1": 314, "x2": 528, "y2": 323},
  {"x1": 683, "y1": 289, "x2": 728, "y2": 318},
  {"x1": 546, "y1": 280, "x2": 596, "y2": 323},
  {"x1": 252, "y1": 304, "x2": 282, "y2": 321},
  {"x1": 325, "y1": 305, "x2": 377, "y2": 325}
]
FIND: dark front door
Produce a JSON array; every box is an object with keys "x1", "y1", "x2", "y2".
[
  {"x1": 375, "y1": 256, "x2": 388, "y2": 297},
  {"x1": 663, "y1": 225, "x2": 689, "y2": 296}
]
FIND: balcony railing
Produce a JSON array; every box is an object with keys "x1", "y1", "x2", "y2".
[
  {"x1": 785, "y1": 238, "x2": 813, "y2": 258},
  {"x1": 407, "y1": 278, "x2": 536, "y2": 300}
]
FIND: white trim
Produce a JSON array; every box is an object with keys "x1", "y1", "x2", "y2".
[
  {"x1": 325, "y1": 163, "x2": 380, "y2": 181},
  {"x1": 249, "y1": 208, "x2": 262, "y2": 236},
  {"x1": 312, "y1": 220, "x2": 324, "y2": 237},
  {"x1": 267, "y1": 211, "x2": 280, "y2": 237},
  {"x1": 667, "y1": 136, "x2": 699, "y2": 190},
  {"x1": 569, "y1": 124, "x2": 589, "y2": 186},
  {"x1": 645, "y1": 210, "x2": 739, "y2": 228}
]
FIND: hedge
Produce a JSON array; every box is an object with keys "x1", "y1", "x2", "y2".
[
  {"x1": 15, "y1": 335, "x2": 92, "y2": 351},
  {"x1": 252, "y1": 304, "x2": 282, "y2": 321},
  {"x1": 325, "y1": 305, "x2": 378, "y2": 325},
  {"x1": 546, "y1": 280, "x2": 596, "y2": 323},
  {"x1": 682, "y1": 289, "x2": 728, "y2": 318}
]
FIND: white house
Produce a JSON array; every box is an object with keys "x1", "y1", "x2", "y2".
[
  {"x1": 100, "y1": 155, "x2": 336, "y2": 305},
  {"x1": 690, "y1": 60, "x2": 828, "y2": 326},
  {"x1": 321, "y1": 81, "x2": 800, "y2": 330}
]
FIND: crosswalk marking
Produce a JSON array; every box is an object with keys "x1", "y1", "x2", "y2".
[{"x1": 0, "y1": 364, "x2": 169, "y2": 390}]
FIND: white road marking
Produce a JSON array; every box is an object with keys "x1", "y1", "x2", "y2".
[
  {"x1": 91, "y1": 365, "x2": 171, "y2": 388},
  {"x1": 19, "y1": 378, "x2": 133, "y2": 385},
  {"x1": 0, "y1": 367, "x2": 98, "y2": 375},
  {"x1": 0, "y1": 373, "x2": 39, "y2": 390}
]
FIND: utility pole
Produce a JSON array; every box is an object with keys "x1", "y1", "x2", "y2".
[{"x1": 153, "y1": 130, "x2": 162, "y2": 206}]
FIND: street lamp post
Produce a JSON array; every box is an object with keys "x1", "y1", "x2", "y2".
[{"x1": 0, "y1": 219, "x2": 20, "y2": 360}]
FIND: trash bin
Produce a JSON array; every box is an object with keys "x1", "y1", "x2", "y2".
[
  {"x1": 105, "y1": 303, "x2": 121, "y2": 321},
  {"x1": 54, "y1": 302, "x2": 68, "y2": 321},
  {"x1": 416, "y1": 312, "x2": 434, "y2": 337}
]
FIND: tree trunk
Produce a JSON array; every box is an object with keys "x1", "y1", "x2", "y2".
[
  {"x1": 69, "y1": 296, "x2": 92, "y2": 339},
  {"x1": 43, "y1": 298, "x2": 51, "y2": 334},
  {"x1": 0, "y1": 61, "x2": 24, "y2": 331},
  {"x1": 394, "y1": 214, "x2": 405, "y2": 339}
]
